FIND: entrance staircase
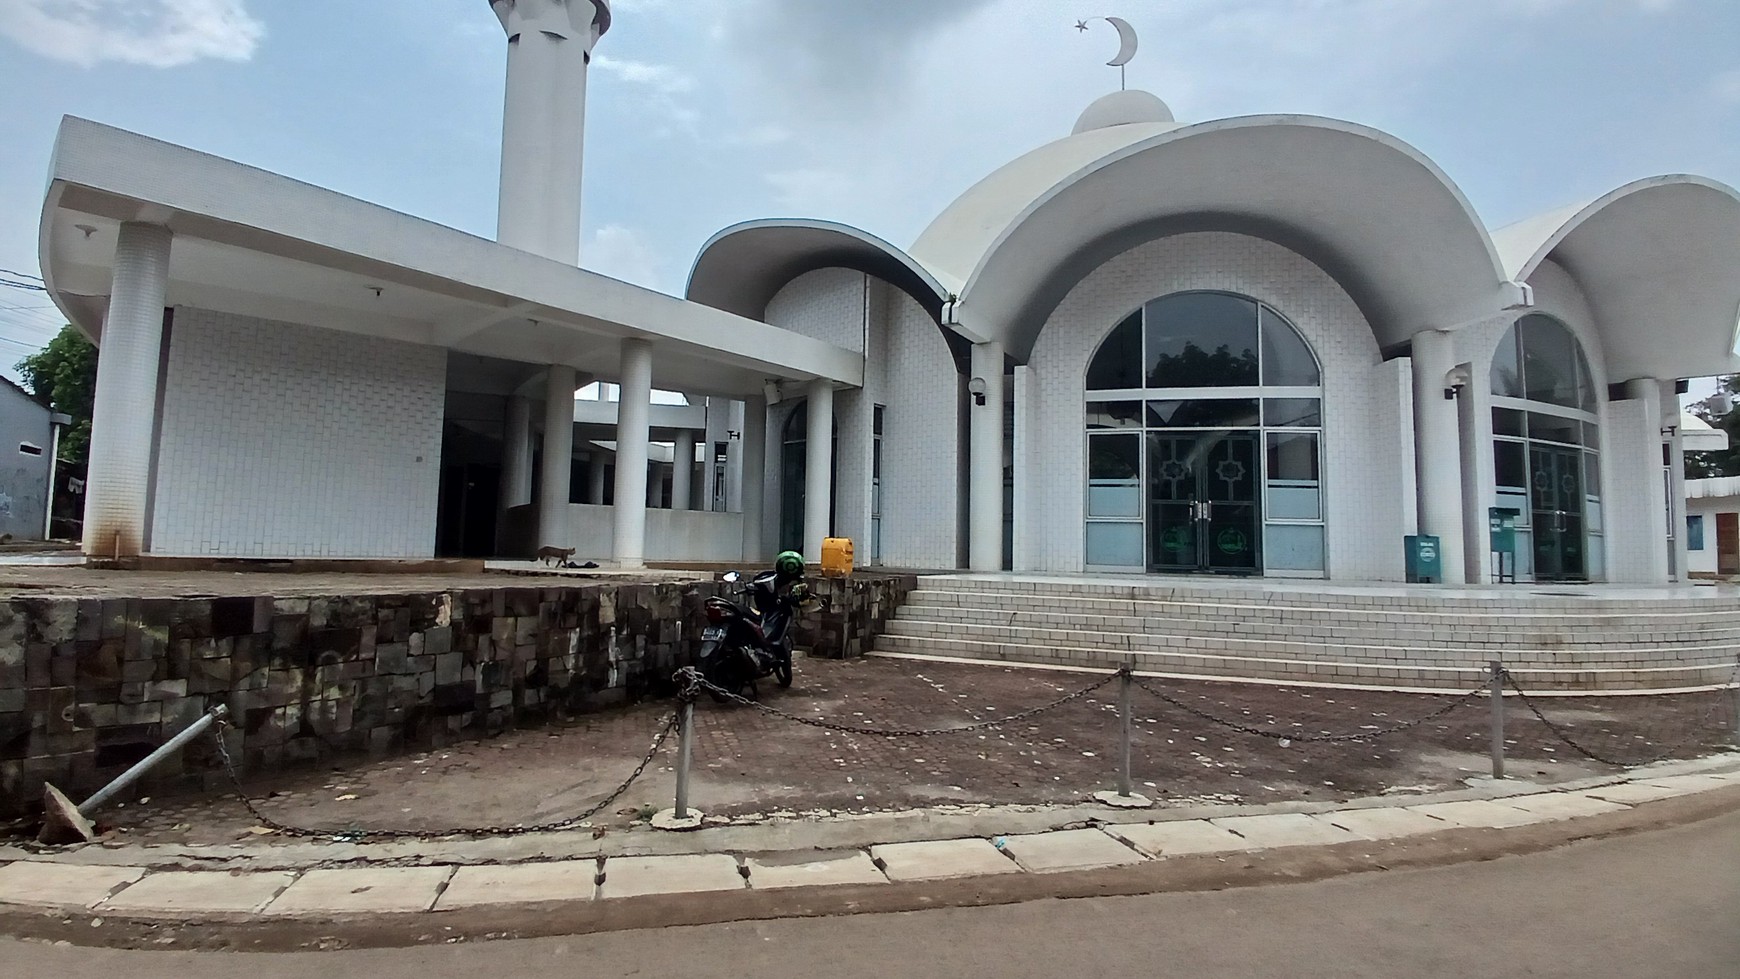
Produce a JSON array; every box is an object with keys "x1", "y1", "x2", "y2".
[{"x1": 872, "y1": 575, "x2": 1740, "y2": 693}]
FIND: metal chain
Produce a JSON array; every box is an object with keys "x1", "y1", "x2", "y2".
[
  {"x1": 209, "y1": 711, "x2": 680, "y2": 842},
  {"x1": 673, "y1": 666, "x2": 1118, "y2": 737},
  {"x1": 1503, "y1": 664, "x2": 1740, "y2": 769},
  {"x1": 1130, "y1": 674, "x2": 1488, "y2": 743}
]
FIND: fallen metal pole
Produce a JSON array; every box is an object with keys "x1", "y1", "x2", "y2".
[
  {"x1": 674, "y1": 698, "x2": 694, "y2": 820},
  {"x1": 39, "y1": 704, "x2": 228, "y2": 844},
  {"x1": 1489, "y1": 661, "x2": 1505, "y2": 780}
]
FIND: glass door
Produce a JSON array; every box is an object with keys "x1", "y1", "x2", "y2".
[
  {"x1": 1530, "y1": 444, "x2": 1586, "y2": 581},
  {"x1": 1147, "y1": 431, "x2": 1262, "y2": 574}
]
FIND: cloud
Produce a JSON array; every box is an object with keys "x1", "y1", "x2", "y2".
[
  {"x1": 0, "y1": 0, "x2": 264, "y2": 68},
  {"x1": 724, "y1": 0, "x2": 1000, "y2": 110},
  {"x1": 593, "y1": 54, "x2": 694, "y2": 94},
  {"x1": 584, "y1": 224, "x2": 666, "y2": 290}
]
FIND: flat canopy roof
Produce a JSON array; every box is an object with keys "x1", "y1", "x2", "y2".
[{"x1": 39, "y1": 117, "x2": 862, "y2": 398}]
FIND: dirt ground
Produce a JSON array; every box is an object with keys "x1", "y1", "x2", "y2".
[{"x1": 19, "y1": 656, "x2": 1737, "y2": 847}]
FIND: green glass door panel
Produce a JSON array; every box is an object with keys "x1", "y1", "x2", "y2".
[
  {"x1": 1147, "y1": 430, "x2": 1262, "y2": 574},
  {"x1": 1529, "y1": 444, "x2": 1586, "y2": 582}
]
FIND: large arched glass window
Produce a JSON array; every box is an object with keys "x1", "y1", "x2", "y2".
[
  {"x1": 1490, "y1": 315, "x2": 1602, "y2": 582},
  {"x1": 1085, "y1": 292, "x2": 1325, "y2": 576}
]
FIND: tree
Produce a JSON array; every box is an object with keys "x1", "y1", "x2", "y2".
[
  {"x1": 14, "y1": 325, "x2": 97, "y2": 465},
  {"x1": 1685, "y1": 375, "x2": 1740, "y2": 479}
]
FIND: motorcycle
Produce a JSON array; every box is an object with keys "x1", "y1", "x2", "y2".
[{"x1": 696, "y1": 569, "x2": 826, "y2": 701}]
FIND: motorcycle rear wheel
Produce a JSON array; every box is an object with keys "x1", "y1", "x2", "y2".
[{"x1": 775, "y1": 644, "x2": 793, "y2": 688}]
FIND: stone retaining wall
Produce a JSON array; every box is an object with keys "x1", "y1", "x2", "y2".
[{"x1": 0, "y1": 573, "x2": 918, "y2": 818}]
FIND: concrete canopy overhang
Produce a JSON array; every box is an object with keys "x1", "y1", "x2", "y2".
[
  {"x1": 1492, "y1": 176, "x2": 1740, "y2": 383},
  {"x1": 39, "y1": 117, "x2": 862, "y2": 399},
  {"x1": 913, "y1": 115, "x2": 1519, "y2": 360},
  {"x1": 686, "y1": 218, "x2": 952, "y2": 322}
]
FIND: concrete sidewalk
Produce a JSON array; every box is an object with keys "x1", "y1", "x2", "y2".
[{"x1": 2, "y1": 753, "x2": 1734, "y2": 922}]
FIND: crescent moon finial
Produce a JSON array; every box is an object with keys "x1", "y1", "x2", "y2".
[{"x1": 1103, "y1": 16, "x2": 1138, "y2": 68}]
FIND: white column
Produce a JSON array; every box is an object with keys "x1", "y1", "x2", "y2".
[
  {"x1": 1605, "y1": 379, "x2": 1670, "y2": 583},
  {"x1": 613, "y1": 338, "x2": 653, "y2": 567},
  {"x1": 538, "y1": 365, "x2": 577, "y2": 547},
  {"x1": 739, "y1": 396, "x2": 767, "y2": 562},
  {"x1": 83, "y1": 222, "x2": 172, "y2": 558},
  {"x1": 501, "y1": 397, "x2": 532, "y2": 508},
  {"x1": 1410, "y1": 330, "x2": 1467, "y2": 583},
  {"x1": 804, "y1": 380, "x2": 834, "y2": 560},
  {"x1": 969, "y1": 341, "x2": 1007, "y2": 572},
  {"x1": 725, "y1": 400, "x2": 747, "y2": 513},
  {"x1": 492, "y1": 0, "x2": 605, "y2": 264},
  {"x1": 586, "y1": 450, "x2": 607, "y2": 504},
  {"x1": 672, "y1": 430, "x2": 695, "y2": 511}
]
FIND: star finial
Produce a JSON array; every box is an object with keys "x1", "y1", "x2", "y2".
[{"x1": 1074, "y1": 19, "x2": 1090, "y2": 32}]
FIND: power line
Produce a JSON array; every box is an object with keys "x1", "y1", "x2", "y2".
[
  {"x1": 0, "y1": 268, "x2": 43, "y2": 282},
  {"x1": 0, "y1": 281, "x2": 48, "y2": 292}
]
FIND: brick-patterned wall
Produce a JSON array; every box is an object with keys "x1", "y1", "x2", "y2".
[
  {"x1": 760, "y1": 273, "x2": 961, "y2": 570},
  {"x1": 150, "y1": 309, "x2": 447, "y2": 559},
  {"x1": 1021, "y1": 232, "x2": 1404, "y2": 579},
  {"x1": 0, "y1": 574, "x2": 916, "y2": 817}
]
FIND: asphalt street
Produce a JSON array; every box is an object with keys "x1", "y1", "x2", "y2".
[{"x1": 5, "y1": 809, "x2": 1737, "y2": 978}]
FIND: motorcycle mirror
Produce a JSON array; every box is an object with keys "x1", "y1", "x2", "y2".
[{"x1": 721, "y1": 571, "x2": 741, "y2": 583}]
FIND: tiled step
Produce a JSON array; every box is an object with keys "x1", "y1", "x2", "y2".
[
  {"x1": 871, "y1": 634, "x2": 1733, "y2": 692},
  {"x1": 880, "y1": 618, "x2": 1740, "y2": 670},
  {"x1": 900, "y1": 588, "x2": 1740, "y2": 627},
  {"x1": 890, "y1": 603, "x2": 1740, "y2": 649}
]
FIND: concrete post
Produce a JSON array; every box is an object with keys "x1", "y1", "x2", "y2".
[
  {"x1": 501, "y1": 397, "x2": 532, "y2": 508},
  {"x1": 83, "y1": 222, "x2": 172, "y2": 559},
  {"x1": 969, "y1": 341, "x2": 1007, "y2": 572},
  {"x1": 740, "y1": 396, "x2": 767, "y2": 562},
  {"x1": 613, "y1": 338, "x2": 653, "y2": 567},
  {"x1": 1489, "y1": 660, "x2": 1506, "y2": 779},
  {"x1": 490, "y1": 0, "x2": 607, "y2": 264},
  {"x1": 1410, "y1": 330, "x2": 1467, "y2": 583},
  {"x1": 538, "y1": 366, "x2": 577, "y2": 547},
  {"x1": 804, "y1": 380, "x2": 834, "y2": 560},
  {"x1": 726, "y1": 399, "x2": 747, "y2": 514},
  {"x1": 586, "y1": 450, "x2": 607, "y2": 504},
  {"x1": 672, "y1": 430, "x2": 695, "y2": 512}
]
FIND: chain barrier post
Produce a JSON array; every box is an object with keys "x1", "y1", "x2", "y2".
[
  {"x1": 675, "y1": 694, "x2": 695, "y2": 820},
  {"x1": 1117, "y1": 660, "x2": 1134, "y2": 798},
  {"x1": 1489, "y1": 660, "x2": 1506, "y2": 779}
]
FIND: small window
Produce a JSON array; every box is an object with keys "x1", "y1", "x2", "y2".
[
  {"x1": 1687, "y1": 515, "x2": 1706, "y2": 551},
  {"x1": 18, "y1": 442, "x2": 43, "y2": 457}
]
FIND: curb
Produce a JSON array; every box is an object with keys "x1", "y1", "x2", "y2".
[{"x1": 0, "y1": 756, "x2": 1735, "y2": 949}]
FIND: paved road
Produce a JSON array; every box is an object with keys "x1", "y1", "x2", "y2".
[{"x1": 7, "y1": 810, "x2": 1738, "y2": 978}]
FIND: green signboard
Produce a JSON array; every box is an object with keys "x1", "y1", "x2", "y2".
[{"x1": 1489, "y1": 507, "x2": 1520, "y2": 555}]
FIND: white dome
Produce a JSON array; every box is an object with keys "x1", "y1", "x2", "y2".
[{"x1": 1072, "y1": 89, "x2": 1175, "y2": 135}]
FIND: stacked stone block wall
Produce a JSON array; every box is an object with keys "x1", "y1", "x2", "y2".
[{"x1": 0, "y1": 574, "x2": 916, "y2": 817}]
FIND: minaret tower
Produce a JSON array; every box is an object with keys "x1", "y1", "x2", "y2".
[{"x1": 489, "y1": 0, "x2": 611, "y2": 264}]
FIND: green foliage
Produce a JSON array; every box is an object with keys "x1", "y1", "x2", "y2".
[
  {"x1": 1686, "y1": 376, "x2": 1740, "y2": 480},
  {"x1": 14, "y1": 325, "x2": 96, "y2": 464}
]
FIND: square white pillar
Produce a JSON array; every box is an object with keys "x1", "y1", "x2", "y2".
[
  {"x1": 803, "y1": 380, "x2": 834, "y2": 561},
  {"x1": 538, "y1": 365, "x2": 577, "y2": 549},
  {"x1": 968, "y1": 341, "x2": 1006, "y2": 572}
]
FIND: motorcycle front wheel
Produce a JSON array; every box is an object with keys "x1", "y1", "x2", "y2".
[{"x1": 698, "y1": 641, "x2": 738, "y2": 703}]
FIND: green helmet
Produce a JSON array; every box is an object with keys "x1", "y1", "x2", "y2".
[{"x1": 774, "y1": 551, "x2": 805, "y2": 576}]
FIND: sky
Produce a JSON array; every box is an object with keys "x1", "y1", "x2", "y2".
[{"x1": 1, "y1": 0, "x2": 1738, "y2": 396}]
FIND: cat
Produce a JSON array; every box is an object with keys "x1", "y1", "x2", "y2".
[{"x1": 536, "y1": 545, "x2": 576, "y2": 567}]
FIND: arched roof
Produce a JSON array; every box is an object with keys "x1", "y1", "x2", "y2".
[
  {"x1": 686, "y1": 218, "x2": 950, "y2": 322},
  {"x1": 917, "y1": 115, "x2": 1515, "y2": 360},
  {"x1": 1491, "y1": 176, "x2": 1740, "y2": 382}
]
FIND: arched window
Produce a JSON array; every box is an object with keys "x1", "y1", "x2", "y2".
[
  {"x1": 1085, "y1": 292, "x2": 1325, "y2": 576},
  {"x1": 1490, "y1": 315, "x2": 1602, "y2": 582}
]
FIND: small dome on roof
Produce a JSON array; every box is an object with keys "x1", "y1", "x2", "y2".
[{"x1": 1072, "y1": 89, "x2": 1174, "y2": 135}]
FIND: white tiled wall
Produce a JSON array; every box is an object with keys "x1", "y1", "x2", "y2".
[
  {"x1": 760, "y1": 270, "x2": 960, "y2": 569},
  {"x1": 1019, "y1": 232, "x2": 1405, "y2": 579},
  {"x1": 150, "y1": 308, "x2": 446, "y2": 558}
]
